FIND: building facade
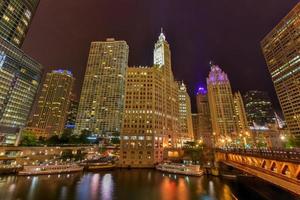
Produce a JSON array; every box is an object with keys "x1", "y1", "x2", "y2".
[
  {"x1": 178, "y1": 82, "x2": 193, "y2": 141},
  {"x1": 195, "y1": 87, "x2": 211, "y2": 134},
  {"x1": 65, "y1": 98, "x2": 79, "y2": 130},
  {"x1": 261, "y1": 2, "x2": 300, "y2": 142},
  {"x1": 233, "y1": 91, "x2": 249, "y2": 133},
  {"x1": 207, "y1": 64, "x2": 237, "y2": 147},
  {"x1": 75, "y1": 39, "x2": 129, "y2": 138},
  {"x1": 0, "y1": 38, "x2": 42, "y2": 144},
  {"x1": 29, "y1": 70, "x2": 74, "y2": 137},
  {"x1": 120, "y1": 31, "x2": 188, "y2": 167},
  {"x1": 0, "y1": 0, "x2": 40, "y2": 47},
  {"x1": 243, "y1": 90, "x2": 275, "y2": 126}
]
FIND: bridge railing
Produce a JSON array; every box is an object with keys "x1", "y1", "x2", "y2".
[{"x1": 215, "y1": 148, "x2": 300, "y2": 163}]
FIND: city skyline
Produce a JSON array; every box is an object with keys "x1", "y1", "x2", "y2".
[
  {"x1": 22, "y1": 0, "x2": 299, "y2": 112},
  {"x1": 0, "y1": 1, "x2": 299, "y2": 199}
]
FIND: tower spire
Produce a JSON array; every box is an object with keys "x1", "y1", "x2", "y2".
[{"x1": 159, "y1": 27, "x2": 166, "y2": 41}]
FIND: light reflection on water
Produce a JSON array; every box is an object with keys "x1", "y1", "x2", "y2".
[
  {"x1": 101, "y1": 174, "x2": 113, "y2": 200},
  {"x1": 0, "y1": 170, "x2": 297, "y2": 200}
]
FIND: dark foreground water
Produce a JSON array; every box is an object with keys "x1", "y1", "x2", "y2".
[{"x1": 0, "y1": 169, "x2": 298, "y2": 200}]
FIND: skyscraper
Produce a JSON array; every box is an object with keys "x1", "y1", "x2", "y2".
[
  {"x1": 243, "y1": 90, "x2": 275, "y2": 126},
  {"x1": 178, "y1": 82, "x2": 193, "y2": 141},
  {"x1": 65, "y1": 98, "x2": 79, "y2": 130},
  {"x1": 196, "y1": 87, "x2": 210, "y2": 115},
  {"x1": 0, "y1": 0, "x2": 40, "y2": 47},
  {"x1": 233, "y1": 91, "x2": 249, "y2": 133},
  {"x1": 196, "y1": 87, "x2": 211, "y2": 128},
  {"x1": 261, "y1": 2, "x2": 300, "y2": 142},
  {"x1": 0, "y1": 38, "x2": 42, "y2": 144},
  {"x1": 0, "y1": 0, "x2": 42, "y2": 145},
  {"x1": 207, "y1": 63, "x2": 237, "y2": 146},
  {"x1": 120, "y1": 31, "x2": 187, "y2": 167},
  {"x1": 75, "y1": 39, "x2": 129, "y2": 138},
  {"x1": 193, "y1": 87, "x2": 212, "y2": 143},
  {"x1": 30, "y1": 70, "x2": 74, "y2": 137}
]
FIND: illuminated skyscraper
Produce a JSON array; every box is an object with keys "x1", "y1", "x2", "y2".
[
  {"x1": 0, "y1": 0, "x2": 42, "y2": 145},
  {"x1": 243, "y1": 90, "x2": 275, "y2": 126},
  {"x1": 261, "y1": 2, "x2": 300, "y2": 142},
  {"x1": 30, "y1": 70, "x2": 74, "y2": 137},
  {"x1": 0, "y1": 38, "x2": 42, "y2": 144},
  {"x1": 207, "y1": 63, "x2": 237, "y2": 146},
  {"x1": 75, "y1": 39, "x2": 129, "y2": 137},
  {"x1": 233, "y1": 91, "x2": 249, "y2": 133},
  {"x1": 120, "y1": 31, "x2": 187, "y2": 167},
  {"x1": 0, "y1": 0, "x2": 40, "y2": 47},
  {"x1": 178, "y1": 82, "x2": 193, "y2": 141}
]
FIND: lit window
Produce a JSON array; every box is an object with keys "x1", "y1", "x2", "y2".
[{"x1": 3, "y1": 15, "x2": 9, "y2": 22}]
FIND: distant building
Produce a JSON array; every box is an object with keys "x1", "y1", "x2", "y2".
[
  {"x1": 196, "y1": 87, "x2": 210, "y2": 115},
  {"x1": 0, "y1": 38, "x2": 42, "y2": 145},
  {"x1": 0, "y1": 0, "x2": 40, "y2": 47},
  {"x1": 22, "y1": 127, "x2": 48, "y2": 140},
  {"x1": 120, "y1": 30, "x2": 190, "y2": 167},
  {"x1": 261, "y1": 2, "x2": 300, "y2": 142},
  {"x1": 75, "y1": 39, "x2": 129, "y2": 138},
  {"x1": 243, "y1": 90, "x2": 275, "y2": 126},
  {"x1": 65, "y1": 98, "x2": 79, "y2": 130},
  {"x1": 192, "y1": 113, "x2": 213, "y2": 148},
  {"x1": 207, "y1": 63, "x2": 237, "y2": 147},
  {"x1": 233, "y1": 91, "x2": 249, "y2": 133},
  {"x1": 30, "y1": 70, "x2": 74, "y2": 137},
  {"x1": 192, "y1": 113, "x2": 200, "y2": 139},
  {"x1": 178, "y1": 82, "x2": 193, "y2": 141},
  {"x1": 194, "y1": 87, "x2": 212, "y2": 140}
]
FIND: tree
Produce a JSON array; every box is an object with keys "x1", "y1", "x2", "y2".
[
  {"x1": 60, "y1": 129, "x2": 73, "y2": 144},
  {"x1": 21, "y1": 131, "x2": 37, "y2": 146},
  {"x1": 111, "y1": 132, "x2": 120, "y2": 144},
  {"x1": 79, "y1": 129, "x2": 92, "y2": 144},
  {"x1": 47, "y1": 135, "x2": 60, "y2": 145}
]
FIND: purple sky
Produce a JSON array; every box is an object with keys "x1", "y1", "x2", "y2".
[{"x1": 22, "y1": 0, "x2": 299, "y2": 112}]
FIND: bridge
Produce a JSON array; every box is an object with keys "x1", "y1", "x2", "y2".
[{"x1": 215, "y1": 148, "x2": 300, "y2": 195}]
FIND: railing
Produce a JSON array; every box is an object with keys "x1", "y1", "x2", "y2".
[{"x1": 216, "y1": 148, "x2": 300, "y2": 163}]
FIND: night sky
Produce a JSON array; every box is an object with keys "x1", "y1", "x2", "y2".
[{"x1": 22, "y1": 0, "x2": 299, "y2": 112}]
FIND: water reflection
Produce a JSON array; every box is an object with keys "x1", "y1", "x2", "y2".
[
  {"x1": 28, "y1": 177, "x2": 38, "y2": 199},
  {"x1": 90, "y1": 174, "x2": 100, "y2": 199},
  {"x1": 0, "y1": 170, "x2": 297, "y2": 200}
]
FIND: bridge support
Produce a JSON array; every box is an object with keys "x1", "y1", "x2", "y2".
[{"x1": 216, "y1": 151, "x2": 300, "y2": 195}]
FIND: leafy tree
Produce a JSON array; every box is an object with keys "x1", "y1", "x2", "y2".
[
  {"x1": 111, "y1": 132, "x2": 120, "y2": 144},
  {"x1": 47, "y1": 135, "x2": 60, "y2": 145},
  {"x1": 21, "y1": 131, "x2": 37, "y2": 146},
  {"x1": 60, "y1": 129, "x2": 73, "y2": 144},
  {"x1": 79, "y1": 129, "x2": 92, "y2": 144}
]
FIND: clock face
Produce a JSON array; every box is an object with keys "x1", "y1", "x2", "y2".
[{"x1": 154, "y1": 45, "x2": 164, "y2": 67}]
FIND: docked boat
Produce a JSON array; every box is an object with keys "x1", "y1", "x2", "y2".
[
  {"x1": 156, "y1": 163, "x2": 204, "y2": 176},
  {"x1": 18, "y1": 164, "x2": 84, "y2": 176},
  {"x1": 85, "y1": 162, "x2": 116, "y2": 171}
]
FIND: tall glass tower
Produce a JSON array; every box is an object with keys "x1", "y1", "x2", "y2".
[
  {"x1": 261, "y1": 2, "x2": 300, "y2": 142},
  {"x1": 0, "y1": 0, "x2": 40, "y2": 47},
  {"x1": 75, "y1": 38, "x2": 129, "y2": 138},
  {"x1": 0, "y1": 0, "x2": 42, "y2": 145}
]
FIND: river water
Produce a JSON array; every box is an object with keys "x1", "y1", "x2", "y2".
[{"x1": 0, "y1": 169, "x2": 298, "y2": 200}]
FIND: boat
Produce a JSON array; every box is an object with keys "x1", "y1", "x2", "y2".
[
  {"x1": 156, "y1": 163, "x2": 204, "y2": 176},
  {"x1": 18, "y1": 164, "x2": 84, "y2": 176},
  {"x1": 85, "y1": 162, "x2": 116, "y2": 171}
]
